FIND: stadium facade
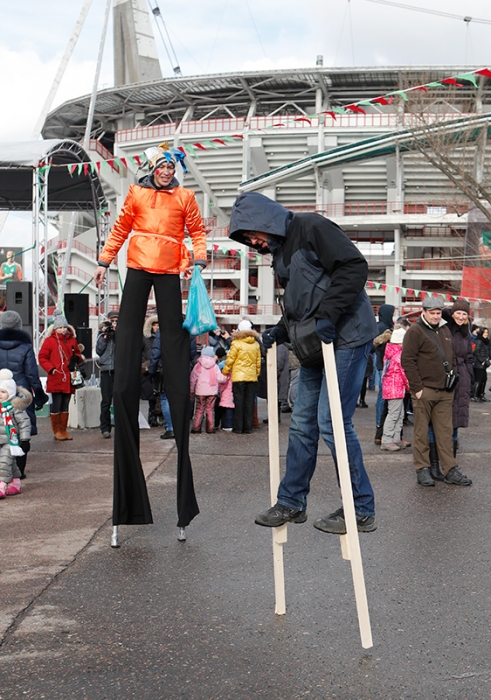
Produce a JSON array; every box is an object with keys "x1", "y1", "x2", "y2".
[{"x1": 42, "y1": 59, "x2": 491, "y2": 328}]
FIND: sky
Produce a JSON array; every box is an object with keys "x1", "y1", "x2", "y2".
[{"x1": 1, "y1": 0, "x2": 491, "y2": 253}]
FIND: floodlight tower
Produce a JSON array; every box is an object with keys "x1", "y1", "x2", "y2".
[{"x1": 113, "y1": 0, "x2": 163, "y2": 85}]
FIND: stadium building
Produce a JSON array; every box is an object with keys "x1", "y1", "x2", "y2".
[{"x1": 40, "y1": 0, "x2": 491, "y2": 331}]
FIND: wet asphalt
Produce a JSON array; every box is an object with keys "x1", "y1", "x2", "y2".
[{"x1": 1, "y1": 393, "x2": 491, "y2": 700}]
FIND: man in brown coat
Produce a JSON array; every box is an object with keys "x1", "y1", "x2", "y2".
[{"x1": 401, "y1": 295, "x2": 472, "y2": 487}]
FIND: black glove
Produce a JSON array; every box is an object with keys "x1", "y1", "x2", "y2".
[
  {"x1": 34, "y1": 387, "x2": 49, "y2": 407},
  {"x1": 262, "y1": 326, "x2": 289, "y2": 350},
  {"x1": 79, "y1": 363, "x2": 87, "y2": 379},
  {"x1": 20, "y1": 440, "x2": 30, "y2": 454},
  {"x1": 68, "y1": 356, "x2": 78, "y2": 371},
  {"x1": 315, "y1": 318, "x2": 336, "y2": 344}
]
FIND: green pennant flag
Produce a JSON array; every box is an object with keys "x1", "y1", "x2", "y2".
[
  {"x1": 185, "y1": 144, "x2": 197, "y2": 156},
  {"x1": 375, "y1": 282, "x2": 381, "y2": 290},
  {"x1": 414, "y1": 289, "x2": 420, "y2": 296},
  {"x1": 222, "y1": 136, "x2": 238, "y2": 143},
  {"x1": 202, "y1": 140, "x2": 219, "y2": 149},
  {"x1": 456, "y1": 73, "x2": 478, "y2": 87},
  {"x1": 332, "y1": 107, "x2": 346, "y2": 114},
  {"x1": 359, "y1": 100, "x2": 374, "y2": 106},
  {"x1": 77, "y1": 163, "x2": 83, "y2": 176},
  {"x1": 426, "y1": 81, "x2": 443, "y2": 87},
  {"x1": 90, "y1": 162, "x2": 96, "y2": 174},
  {"x1": 391, "y1": 90, "x2": 408, "y2": 101}
]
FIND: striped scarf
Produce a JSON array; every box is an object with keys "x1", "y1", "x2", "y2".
[{"x1": 1, "y1": 400, "x2": 24, "y2": 456}]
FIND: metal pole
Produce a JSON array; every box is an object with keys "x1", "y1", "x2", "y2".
[
  {"x1": 321, "y1": 342, "x2": 373, "y2": 649},
  {"x1": 266, "y1": 344, "x2": 286, "y2": 615}
]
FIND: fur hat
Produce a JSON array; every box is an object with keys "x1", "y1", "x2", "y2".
[
  {"x1": 215, "y1": 347, "x2": 226, "y2": 359},
  {"x1": 450, "y1": 299, "x2": 470, "y2": 315},
  {"x1": 390, "y1": 327, "x2": 406, "y2": 344},
  {"x1": 0, "y1": 368, "x2": 16, "y2": 399},
  {"x1": 201, "y1": 346, "x2": 216, "y2": 357},
  {"x1": 237, "y1": 319, "x2": 252, "y2": 332},
  {"x1": 52, "y1": 310, "x2": 69, "y2": 330},
  {"x1": 0, "y1": 310, "x2": 22, "y2": 330},
  {"x1": 422, "y1": 295, "x2": 444, "y2": 310}
]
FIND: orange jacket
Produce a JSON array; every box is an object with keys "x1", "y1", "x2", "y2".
[{"x1": 99, "y1": 184, "x2": 207, "y2": 274}]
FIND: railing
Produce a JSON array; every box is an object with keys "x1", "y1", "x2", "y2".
[
  {"x1": 87, "y1": 139, "x2": 120, "y2": 173},
  {"x1": 287, "y1": 201, "x2": 470, "y2": 217},
  {"x1": 116, "y1": 113, "x2": 477, "y2": 144},
  {"x1": 205, "y1": 258, "x2": 241, "y2": 271},
  {"x1": 58, "y1": 239, "x2": 97, "y2": 260},
  {"x1": 404, "y1": 259, "x2": 464, "y2": 271},
  {"x1": 59, "y1": 266, "x2": 118, "y2": 289}
]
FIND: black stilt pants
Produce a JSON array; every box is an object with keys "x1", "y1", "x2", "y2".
[{"x1": 112, "y1": 269, "x2": 199, "y2": 527}]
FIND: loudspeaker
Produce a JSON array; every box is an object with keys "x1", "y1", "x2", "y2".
[
  {"x1": 64, "y1": 293, "x2": 89, "y2": 329},
  {"x1": 6, "y1": 282, "x2": 33, "y2": 326},
  {"x1": 76, "y1": 327, "x2": 92, "y2": 360}
]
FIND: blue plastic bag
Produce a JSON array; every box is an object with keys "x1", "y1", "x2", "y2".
[{"x1": 182, "y1": 265, "x2": 218, "y2": 336}]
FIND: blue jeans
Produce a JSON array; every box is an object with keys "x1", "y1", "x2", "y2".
[
  {"x1": 375, "y1": 368, "x2": 385, "y2": 427},
  {"x1": 277, "y1": 341, "x2": 375, "y2": 517},
  {"x1": 160, "y1": 392, "x2": 174, "y2": 432}
]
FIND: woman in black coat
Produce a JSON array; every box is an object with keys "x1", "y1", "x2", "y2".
[
  {"x1": 473, "y1": 326, "x2": 490, "y2": 401},
  {"x1": 0, "y1": 310, "x2": 48, "y2": 476},
  {"x1": 442, "y1": 302, "x2": 474, "y2": 454}
]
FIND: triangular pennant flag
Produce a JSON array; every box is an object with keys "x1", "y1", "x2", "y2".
[
  {"x1": 77, "y1": 163, "x2": 83, "y2": 176},
  {"x1": 375, "y1": 282, "x2": 381, "y2": 290},
  {"x1": 68, "y1": 164, "x2": 77, "y2": 176},
  {"x1": 134, "y1": 155, "x2": 142, "y2": 166},
  {"x1": 371, "y1": 96, "x2": 393, "y2": 105},
  {"x1": 412, "y1": 86, "x2": 428, "y2": 93},
  {"x1": 212, "y1": 139, "x2": 227, "y2": 145},
  {"x1": 90, "y1": 162, "x2": 96, "y2": 174},
  {"x1": 193, "y1": 143, "x2": 207, "y2": 151},
  {"x1": 294, "y1": 117, "x2": 312, "y2": 125},
  {"x1": 83, "y1": 163, "x2": 89, "y2": 176},
  {"x1": 185, "y1": 144, "x2": 197, "y2": 156},
  {"x1": 441, "y1": 78, "x2": 463, "y2": 87},
  {"x1": 426, "y1": 82, "x2": 443, "y2": 87},
  {"x1": 475, "y1": 68, "x2": 491, "y2": 78},
  {"x1": 391, "y1": 90, "x2": 409, "y2": 101},
  {"x1": 120, "y1": 157, "x2": 127, "y2": 168},
  {"x1": 345, "y1": 104, "x2": 366, "y2": 114},
  {"x1": 456, "y1": 73, "x2": 478, "y2": 87},
  {"x1": 202, "y1": 140, "x2": 219, "y2": 149},
  {"x1": 320, "y1": 111, "x2": 337, "y2": 120},
  {"x1": 231, "y1": 134, "x2": 244, "y2": 139}
]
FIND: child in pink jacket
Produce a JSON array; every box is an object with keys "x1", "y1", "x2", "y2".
[
  {"x1": 381, "y1": 327, "x2": 410, "y2": 451},
  {"x1": 190, "y1": 347, "x2": 227, "y2": 434}
]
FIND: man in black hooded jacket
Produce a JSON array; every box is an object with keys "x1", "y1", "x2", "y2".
[{"x1": 229, "y1": 192, "x2": 378, "y2": 534}]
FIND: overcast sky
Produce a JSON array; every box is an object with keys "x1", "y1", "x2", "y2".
[{"x1": 1, "y1": 0, "x2": 490, "y2": 248}]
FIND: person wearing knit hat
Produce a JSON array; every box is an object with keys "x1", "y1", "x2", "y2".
[
  {"x1": 38, "y1": 311, "x2": 83, "y2": 441},
  {"x1": 190, "y1": 346, "x2": 227, "y2": 434},
  {"x1": 380, "y1": 327, "x2": 410, "y2": 452},
  {"x1": 450, "y1": 299, "x2": 471, "y2": 315},
  {"x1": 401, "y1": 296, "x2": 472, "y2": 487},
  {"x1": 0, "y1": 368, "x2": 32, "y2": 498},
  {"x1": 432, "y1": 298, "x2": 475, "y2": 477},
  {"x1": 92, "y1": 133, "x2": 208, "y2": 533},
  {"x1": 0, "y1": 310, "x2": 23, "y2": 330},
  {"x1": 221, "y1": 321, "x2": 261, "y2": 434}
]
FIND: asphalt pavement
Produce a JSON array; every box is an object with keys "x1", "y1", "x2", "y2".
[{"x1": 1, "y1": 393, "x2": 491, "y2": 700}]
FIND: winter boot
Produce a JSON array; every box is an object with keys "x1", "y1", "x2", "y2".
[
  {"x1": 59, "y1": 412, "x2": 73, "y2": 440},
  {"x1": 429, "y1": 442, "x2": 445, "y2": 481},
  {"x1": 253, "y1": 403, "x2": 260, "y2": 428},
  {"x1": 50, "y1": 413, "x2": 66, "y2": 440},
  {"x1": 5, "y1": 478, "x2": 21, "y2": 496},
  {"x1": 0, "y1": 481, "x2": 7, "y2": 499}
]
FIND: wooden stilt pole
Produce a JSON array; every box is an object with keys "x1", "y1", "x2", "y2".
[
  {"x1": 266, "y1": 344, "x2": 287, "y2": 615},
  {"x1": 322, "y1": 342, "x2": 373, "y2": 649}
]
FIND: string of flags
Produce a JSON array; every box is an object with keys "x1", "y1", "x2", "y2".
[
  {"x1": 34, "y1": 67, "x2": 491, "y2": 175},
  {"x1": 366, "y1": 280, "x2": 491, "y2": 305}
]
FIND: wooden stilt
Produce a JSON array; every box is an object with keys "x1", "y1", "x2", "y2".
[
  {"x1": 322, "y1": 341, "x2": 373, "y2": 649},
  {"x1": 267, "y1": 344, "x2": 287, "y2": 615}
]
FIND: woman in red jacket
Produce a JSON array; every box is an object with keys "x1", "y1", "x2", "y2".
[{"x1": 39, "y1": 310, "x2": 83, "y2": 441}]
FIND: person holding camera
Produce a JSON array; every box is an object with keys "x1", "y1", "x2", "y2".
[
  {"x1": 96, "y1": 312, "x2": 118, "y2": 438},
  {"x1": 401, "y1": 296, "x2": 472, "y2": 487}
]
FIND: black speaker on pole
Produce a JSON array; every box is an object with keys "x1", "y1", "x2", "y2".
[
  {"x1": 64, "y1": 293, "x2": 89, "y2": 329},
  {"x1": 6, "y1": 282, "x2": 33, "y2": 326},
  {"x1": 75, "y1": 326, "x2": 93, "y2": 361}
]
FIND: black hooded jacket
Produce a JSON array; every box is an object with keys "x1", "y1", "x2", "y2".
[{"x1": 229, "y1": 192, "x2": 377, "y2": 349}]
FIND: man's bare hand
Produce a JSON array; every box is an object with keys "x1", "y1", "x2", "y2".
[
  {"x1": 94, "y1": 266, "x2": 107, "y2": 286},
  {"x1": 183, "y1": 265, "x2": 194, "y2": 280},
  {"x1": 415, "y1": 390, "x2": 423, "y2": 400}
]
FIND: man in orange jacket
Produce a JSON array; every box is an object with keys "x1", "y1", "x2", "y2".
[{"x1": 94, "y1": 143, "x2": 207, "y2": 531}]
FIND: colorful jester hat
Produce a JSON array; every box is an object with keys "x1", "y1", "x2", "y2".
[{"x1": 143, "y1": 142, "x2": 188, "y2": 173}]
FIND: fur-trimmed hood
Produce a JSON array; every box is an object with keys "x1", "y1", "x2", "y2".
[
  {"x1": 10, "y1": 386, "x2": 33, "y2": 411},
  {"x1": 232, "y1": 328, "x2": 260, "y2": 341},
  {"x1": 45, "y1": 324, "x2": 77, "y2": 339},
  {"x1": 143, "y1": 315, "x2": 159, "y2": 339}
]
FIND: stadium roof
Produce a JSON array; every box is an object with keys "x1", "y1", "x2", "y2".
[{"x1": 42, "y1": 65, "x2": 487, "y2": 147}]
